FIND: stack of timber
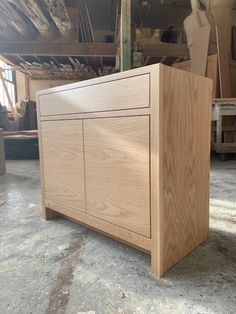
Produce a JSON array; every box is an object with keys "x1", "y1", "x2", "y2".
[
  {"x1": 14, "y1": 60, "x2": 97, "y2": 81},
  {"x1": 10, "y1": 59, "x2": 116, "y2": 81}
]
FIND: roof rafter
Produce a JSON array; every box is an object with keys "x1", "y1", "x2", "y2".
[{"x1": 0, "y1": 42, "x2": 117, "y2": 57}]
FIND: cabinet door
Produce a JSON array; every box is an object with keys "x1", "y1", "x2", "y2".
[
  {"x1": 41, "y1": 120, "x2": 85, "y2": 211},
  {"x1": 84, "y1": 116, "x2": 150, "y2": 237}
]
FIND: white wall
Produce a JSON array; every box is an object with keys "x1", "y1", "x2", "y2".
[
  {"x1": 16, "y1": 71, "x2": 77, "y2": 102},
  {"x1": 28, "y1": 80, "x2": 77, "y2": 101}
]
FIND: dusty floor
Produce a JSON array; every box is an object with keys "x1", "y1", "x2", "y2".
[{"x1": 0, "y1": 159, "x2": 236, "y2": 314}]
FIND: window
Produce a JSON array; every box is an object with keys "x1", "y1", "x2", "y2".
[{"x1": 0, "y1": 60, "x2": 16, "y2": 109}]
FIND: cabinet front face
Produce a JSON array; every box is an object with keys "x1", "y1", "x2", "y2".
[
  {"x1": 41, "y1": 120, "x2": 85, "y2": 211},
  {"x1": 84, "y1": 116, "x2": 150, "y2": 237}
]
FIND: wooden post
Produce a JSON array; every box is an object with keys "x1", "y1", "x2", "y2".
[{"x1": 120, "y1": 0, "x2": 131, "y2": 71}]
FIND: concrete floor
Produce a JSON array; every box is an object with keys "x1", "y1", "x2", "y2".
[{"x1": 0, "y1": 159, "x2": 236, "y2": 314}]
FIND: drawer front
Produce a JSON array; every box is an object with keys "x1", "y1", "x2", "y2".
[
  {"x1": 39, "y1": 74, "x2": 150, "y2": 116},
  {"x1": 83, "y1": 115, "x2": 150, "y2": 237}
]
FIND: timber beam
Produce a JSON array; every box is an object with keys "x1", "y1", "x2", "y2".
[
  {"x1": 0, "y1": 42, "x2": 117, "y2": 57},
  {"x1": 143, "y1": 43, "x2": 189, "y2": 58}
]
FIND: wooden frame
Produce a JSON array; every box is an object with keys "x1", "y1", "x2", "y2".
[
  {"x1": 0, "y1": 42, "x2": 117, "y2": 57},
  {"x1": 37, "y1": 64, "x2": 212, "y2": 276}
]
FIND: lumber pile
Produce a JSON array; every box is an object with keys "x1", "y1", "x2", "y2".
[
  {"x1": 16, "y1": 60, "x2": 97, "y2": 80},
  {"x1": 12, "y1": 59, "x2": 116, "y2": 80}
]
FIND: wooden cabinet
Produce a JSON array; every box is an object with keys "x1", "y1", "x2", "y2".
[{"x1": 37, "y1": 64, "x2": 212, "y2": 276}]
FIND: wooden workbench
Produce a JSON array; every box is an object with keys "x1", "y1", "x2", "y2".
[
  {"x1": 37, "y1": 64, "x2": 212, "y2": 276},
  {"x1": 212, "y1": 98, "x2": 236, "y2": 159}
]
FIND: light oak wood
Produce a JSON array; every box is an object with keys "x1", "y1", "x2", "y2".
[
  {"x1": 39, "y1": 74, "x2": 150, "y2": 116},
  {"x1": 37, "y1": 64, "x2": 212, "y2": 276},
  {"x1": 84, "y1": 116, "x2": 150, "y2": 237},
  {"x1": 41, "y1": 120, "x2": 85, "y2": 211},
  {"x1": 39, "y1": 108, "x2": 151, "y2": 122},
  {"x1": 158, "y1": 65, "x2": 212, "y2": 275}
]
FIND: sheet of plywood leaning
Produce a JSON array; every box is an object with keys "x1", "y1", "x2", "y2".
[{"x1": 37, "y1": 64, "x2": 212, "y2": 276}]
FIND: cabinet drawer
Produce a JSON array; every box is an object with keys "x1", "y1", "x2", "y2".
[{"x1": 39, "y1": 74, "x2": 150, "y2": 116}]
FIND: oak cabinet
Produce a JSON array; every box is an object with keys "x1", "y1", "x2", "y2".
[{"x1": 37, "y1": 64, "x2": 212, "y2": 276}]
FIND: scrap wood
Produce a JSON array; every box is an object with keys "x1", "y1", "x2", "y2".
[{"x1": 190, "y1": 25, "x2": 210, "y2": 76}]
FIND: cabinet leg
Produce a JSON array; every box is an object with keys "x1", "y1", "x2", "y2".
[
  {"x1": 43, "y1": 207, "x2": 59, "y2": 220},
  {"x1": 151, "y1": 251, "x2": 161, "y2": 277}
]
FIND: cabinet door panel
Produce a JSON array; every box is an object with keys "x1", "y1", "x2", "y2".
[
  {"x1": 41, "y1": 120, "x2": 85, "y2": 211},
  {"x1": 84, "y1": 116, "x2": 150, "y2": 237}
]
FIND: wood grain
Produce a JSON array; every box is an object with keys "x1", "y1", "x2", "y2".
[
  {"x1": 41, "y1": 120, "x2": 85, "y2": 211},
  {"x1": 39, "y1": 74, "x2": 150, "y2": 116},
  {"x1": 37, "y1": 63, "x2": 212, "y2": 276},
  {"x1": 83, "y1": 116, "x2": 150, "y2": 237},
  {"x1": 158, "y1": 65, "x2": 212, "y2": 274}
]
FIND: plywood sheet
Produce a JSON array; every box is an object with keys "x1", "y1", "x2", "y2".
[{"x1": 190, "y1": 25, "x2": 210, "y2": 76}]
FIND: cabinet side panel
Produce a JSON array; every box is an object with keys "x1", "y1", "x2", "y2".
[{"x1": 160, "y1": 65, "x2": 212, "y2": 274}]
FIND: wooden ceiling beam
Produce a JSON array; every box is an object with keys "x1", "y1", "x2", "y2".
[
  {"x1": 143, "y1": 43, "x2": 188, "y2": 58},
  {"x1": 0, "y1": 42, "x2": 117, "y2": 57}
]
